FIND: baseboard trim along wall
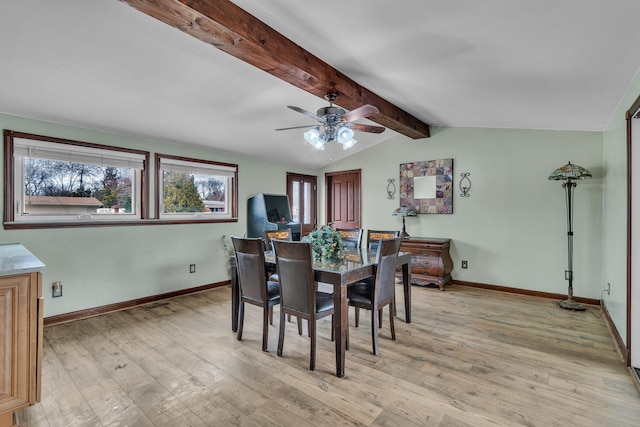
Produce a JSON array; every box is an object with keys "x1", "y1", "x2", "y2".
[
  {"x1": 452, "y1": 280, "x2": 601, "y2": 306},
  {"x1": 600, "y1": 299, "x2": 629, "y2": 365},
  {"x1": 44, "y1": 279, "x2": 603, "y2": 326},
  {"x1": 452, "y1": 280, "x2": 633, "y2": 364},
  {"x1": 44, "y1": 281, "x2": 229, "y2": 326}
]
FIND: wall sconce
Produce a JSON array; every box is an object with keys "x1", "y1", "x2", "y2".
[
  {"x1": 459, "y1": 173, "x2": 471, "y2": 197},
  {"x1": 387, "y1": 178, "x2": 396, "y2": 200}
]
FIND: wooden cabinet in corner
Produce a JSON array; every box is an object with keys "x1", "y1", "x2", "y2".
[
  {"x1": 400, "y1": 237, "x2": 453, "y2": 291},
  {"x1": 0, "y1": 244, "x2": 45, "y2": 427}
]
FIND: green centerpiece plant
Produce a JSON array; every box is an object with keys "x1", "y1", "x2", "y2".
[{"x1": 302, "y1": 224, "x2": 346, "y2": 259}]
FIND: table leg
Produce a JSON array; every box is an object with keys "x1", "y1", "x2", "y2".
[
  {"x1": 402, "y1": 263, "x2": 411, "y2": 323},
  {"x1": 333, "y1": 286, "x2": 348, "y2": 377},
  {"x1": 231, "y1": 257, "x2": 239, "y2": 332}
]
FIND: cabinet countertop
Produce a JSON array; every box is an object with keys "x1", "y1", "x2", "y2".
[{"x1": 0, "y1": 243, "x2": 46, "y2": 276}]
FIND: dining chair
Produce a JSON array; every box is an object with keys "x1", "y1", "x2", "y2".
[
  {"x1": 263, "y1": 228, "x2": 303, "y2": 333},
  {"x1": 348, "y1": 237, "x2": 402, "y2": 355},
  {"x1": 366, "y1": 229, "x2": 400, "y2": 250},
  {"x1": 231, "y1": 236, "x2": 281, "y2": 352},
  {"x1": 272, "y1": 239, "x2": 336, "y2": 371},
  {"x1": 264, "y1": 228, "x2": 292, "y2": 250},
  {"x1": 263, "y1": 228, "x2": 292, "y2": 284},
  {"x1": 362, "y1": 229, "x2": 401, "y2": 317},
  {"x1": 336, "y1": 227, "x2": 363, "y2": 250}
]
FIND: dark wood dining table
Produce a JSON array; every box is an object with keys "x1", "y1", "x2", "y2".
[{"x1": 230, "y1": 248, "x2": 412, "y2": 377}]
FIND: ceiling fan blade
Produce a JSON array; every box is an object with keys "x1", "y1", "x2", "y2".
[
  {"x1": 287, "y1": 105, "x2": 322, "y2": 122},
  {"x1": 347, "y1": 123, "x2": 386, "y2": 134},
  {"x1": 275, "y1": 124, "x2": 317, "y2": 131},
  {"x1": 341, "y1": 104, "x2": 380, "y2": 122}
]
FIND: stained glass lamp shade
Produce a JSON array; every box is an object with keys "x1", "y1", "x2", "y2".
[
  {"x1": 548, "y1": 161, "x2": 592, "y2": 311},
  {"x1": 548, "y1": 162, "x2": 592, "y2": 181}
]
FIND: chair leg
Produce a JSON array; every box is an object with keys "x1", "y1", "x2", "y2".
[
  {"x1": 371, "y1": 308, "x2": 379, "y2": 355},
  {"x1": 287, "y1": 313, "x2": 292, "y2": 323},
  {"x1": 389, "y1": 304, "x2": 396, "y2": 341},
  {"x1": 277, "y1": 310, "x2": 286, "y2": 357},
  {"x1": 355, "y1": 306, "x2": 360, "y2": 327},
  {"x1": 269, "y1": 306, "x2": 274, "y2": 325},
  {"x1": 310, "y1": 318, "x2": 316, "y2": 371},
  {"x1": 297, "y1": 317, "x2": 303, "y2": 335},
  {"x1": 378, "y1": 308, "x2": 383, "y2": 329},
  {"x1": 262, "y1": 306, "x2": 270, "y2": 352},
  {"x1": 393, "y1": 291, "x2": 397, "y2": 317},
  {"x1": 237, "y1": 302, "x2": 245, "y2": 341}
]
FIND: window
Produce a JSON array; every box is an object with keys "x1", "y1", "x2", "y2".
[
  {"x1": 4, "y1": 130, "x2": 149, "y2": 226},
  {"x1": 287, "y1": 172, "x2": 317, "y2": 237},
  {"x1": 155, "y1": 154, "x2": 237, "y2": 221}
]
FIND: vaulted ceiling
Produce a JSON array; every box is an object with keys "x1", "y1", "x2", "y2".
[{"x1": 2, "y1": 1, "x2": 640, "y2": 169}]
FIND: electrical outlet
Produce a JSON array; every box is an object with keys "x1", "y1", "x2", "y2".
[
  {"x1": 607, "y1": 282, "x2": 611, "y2": 295},
  {"x1": 190, "y1": 264, "x2": 196, "y2": 274},
  {"x1": 52, "y1": 281, "x2": 63, "y2": 298},
  {"x1": 461, "y1": 260, "x2": 468, "y2": 269}
]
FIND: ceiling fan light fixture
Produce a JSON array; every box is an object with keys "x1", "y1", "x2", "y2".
[
  {"x1": 342, "y1": 137, "x2": 356, "y2": 150},
  {"x1": 337, "y1": 126, "x2": 354, "y2": 144},
  {"x1": 278, "y1": 94, "x2": 383, "y2": 151},
  {"x1": 304, "y1": 127, "x2": 320, "y2": 143},
  {"x1": 304, "y1": 127, "x2": 326, "y2": 150}
]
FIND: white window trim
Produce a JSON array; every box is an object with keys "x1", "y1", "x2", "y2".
[
  {"x1": 14, "y1": 138, "x2": 145, "y2": 169},
  {"x1": 157, "y1": 154, "x2": 237, "y2": 221},
  {"x1": 9, "y1": 133, "x2": 147, "y2": 223}
]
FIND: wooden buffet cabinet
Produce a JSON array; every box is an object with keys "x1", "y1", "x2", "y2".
[
  {"x1": 400, "y1": 237, "x2": 453, "y2": 290},
  {"x1": 0, "y1": 244, "x2": 45, "y2": 427}
]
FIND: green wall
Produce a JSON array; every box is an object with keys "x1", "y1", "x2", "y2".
[
  {"x1": 1, "y1": 112, "x2": 608, "y2": 321},
  {"x1": 0, "y1": 113, "x2": 315, "y2": 317},
  {"x1": 322, "y1": 126, "x2": 604, "y2": 298}
]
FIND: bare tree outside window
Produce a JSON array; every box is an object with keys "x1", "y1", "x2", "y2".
[{"x1": 24, "y1": 159, "x2": 133, "y2": 211}]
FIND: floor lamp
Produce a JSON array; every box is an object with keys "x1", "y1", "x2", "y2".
[{"x1": 548, "y1": 161, "x2": 592, "y2": 311}]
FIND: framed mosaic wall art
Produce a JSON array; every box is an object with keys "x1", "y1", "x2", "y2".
[{"x1": 399, "y1": 158, "x2": 453, "y2": 214}]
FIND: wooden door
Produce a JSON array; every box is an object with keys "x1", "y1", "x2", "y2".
[
  {"x1": 287, "y1": 173, "x2": 317, "y2": 237},
  {"x1": 326, "y1": 169, "x2": 361, "y2": 229}
]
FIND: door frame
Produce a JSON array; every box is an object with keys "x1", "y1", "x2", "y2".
[
  {"x1": 626, "y1": 95, "x2": 640, "y2": 368},
  {"x1": 325, "y1": 168, "x2": 361, "y2": 229},
  {"x1": 286, "y1": 172, "x2": 317, "y2": 237}
]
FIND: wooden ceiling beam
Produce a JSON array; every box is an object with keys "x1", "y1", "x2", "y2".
[{"x1": 121, "y1": 0, "x2": 430, "y2": 139}]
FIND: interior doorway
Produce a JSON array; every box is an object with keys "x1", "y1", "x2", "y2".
[
  {"x1": 326, "y1": 169, "x2": 361, "y2": 229},
  {"x1": 286, "y1": 172, "x2": 317, "y2": 237}
]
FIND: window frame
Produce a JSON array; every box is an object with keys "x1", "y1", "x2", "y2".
[
  {"x1": 4, "y1": 129, "x2": 150, "y2": 229},
  {"x1": 154, "y1": 153, "x2": 238, "y2": 222}
]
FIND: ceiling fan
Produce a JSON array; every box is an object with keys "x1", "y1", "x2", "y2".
[{"x1": 275, "y1": 92, "x2": 385, "y2": 150}]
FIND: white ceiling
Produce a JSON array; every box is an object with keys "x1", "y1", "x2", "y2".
[{"x1": 2, "y1": 1, "x2": 640, "y2": 169}]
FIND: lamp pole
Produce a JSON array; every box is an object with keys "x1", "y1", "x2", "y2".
[
  {"x1": 548, "y1": 161, "x2": 591, "y2": 311},
  {"x1": 558, "y1": 178, "x2": 584, "y2": 310}
]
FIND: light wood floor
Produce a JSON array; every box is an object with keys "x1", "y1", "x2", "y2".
[{"x1": 15, "y1": 284, "x2": 640, "y2": 426}]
